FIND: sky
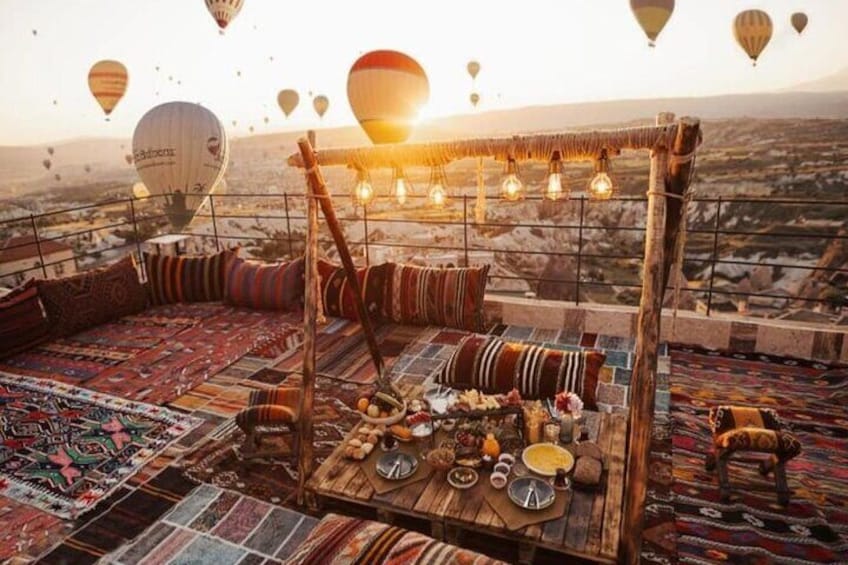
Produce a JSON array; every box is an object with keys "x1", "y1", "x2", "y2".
[{"x1": 1, "y1": 0, "x2": 847, "y2": 146}]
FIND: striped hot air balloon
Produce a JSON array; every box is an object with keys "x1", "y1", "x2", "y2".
[
  {"x1": 630, "y1": 0, "x2": 674, "y2": 47},
  {"x1": 88, "y1": 60, "x2": 128, "y2": 117},
  {"x1": 132, "y1": 102, "x2": 229, "y2": 229},
  {"x1": 791, "y1": 12, "x2": 808, "y2": 35},
  {"x1": 734, "y1": 9, "x2": 773, "y2": 66},
  {"x1": 205, "y1": 0, "x2": 243, "y2": 30},
  {"x1": 347, "y1": 50, "x2": 429, "y2": 145}
]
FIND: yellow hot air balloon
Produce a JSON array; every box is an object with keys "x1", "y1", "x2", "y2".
[
  {"x1": 791, "y1": 12, "x2": 808, "y2": 35},
  {"x1": 313, "y1": 95, "x2": 329, "y2": 118},
  {"x1": 470, "y1": 92, "x2": 480, "y2": 107},
  {"x1": 88, "y1": 60, "x2": 128, "y2": 117},
  {"x1": 132, "y1": 182, "x2": 150, "y2": 199},
  {"x1": 630, "y1": 0, "x2": 674, "y2": 47},
  {"x1": 467, "y1": 60, "x2": 481, "y2": 80},
  {"x1": 347, "y1": 50, "x2": 429, "y2": 145},
  {"x1": 734, "y1": 9, "x2": 773, "y2": 66},
  {"x1": 277, "y1": 89, "x2": 299, "y2": 117},
  {"x1": 132, "y1": 102, "x2": 229, "y2": 230},
  {"x1": 205, "y1": 0, "x2": 243, "y2": 30}
]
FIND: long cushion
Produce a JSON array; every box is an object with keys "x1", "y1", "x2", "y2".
[
  {"x1": 37, "y1": 255, "x2": 147, "y2": 338},
  {"x1": 383, "y1": 262, "x2": 490, "y2": 331},
  {"x1": 284, "y1": 513, "x2": 505, "y2": 565},
  {"x1": 0, "y1": 279, "x2": 50, "y2": 359},
  {"x1": 144, "y1": 249, "x2": 234, "y2": 305},
  {"x1": 436, "y1": 334, "x2": 605, "y2": 409},
  {"x1": 225, "y1": 255, "x2": 304, "y2": 311},
  {"x1": 318, "y1": 259, "x2": 388, "y2": 322}
]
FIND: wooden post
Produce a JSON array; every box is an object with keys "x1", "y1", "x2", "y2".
[
  {"x1": 475, "y1": 157, "x2": 486, "y2": 224},
  {"x1": 621, "y1": 112, "x2": 674, "y2": 563}
]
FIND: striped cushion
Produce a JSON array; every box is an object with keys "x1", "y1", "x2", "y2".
[
  {"x1": 224, "y1": 256, "x2": 304, "y2": 311},
  {"x1": 383, "y1": 263, "x2": 490, "y2": 331},
  {"x1": 144, "y1": 249, "x2": 234, "y2": 305},
  {"x1": 436, "y1": 334, "x2": 605, "y2": 409},
  {"x1": 0, "y1": 280, "x2": 50, "y2": 359},
  {"x1": 709, "y1": 405, "x2": 782, "y2": 436},
  {"x1": 318, "y1": 259, "x2": 387, "y2": 322},
  {"x1": 284, "y1": 513, "x2": 505, "y2": 565}
]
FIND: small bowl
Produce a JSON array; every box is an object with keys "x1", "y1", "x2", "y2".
[
  {"x1": 441, "y1": 418, "x2": 457, "y2": 432},
  {"x1": 490, "y1": 471, "x2": 508, "y2": 490},
  {"x1": 448, "y1": 467, "x2": 479, "y2": 490},
  {"x1": 493, "y1": 462, "x2": 511, "y2": 476},
  {"x1": 425, "y1": 448, "x2": 455, "y2": 472},
  {"x1": 498, "y1": 453, "x2": 515, "y2": 466}
]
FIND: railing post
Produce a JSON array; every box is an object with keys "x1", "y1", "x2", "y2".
[
  {"x1": 283, "y1": 192, "x2": 294, "y2": 259},
  {"x1": 575, "y1": 196, "x2": 585, "y2": 305},
  {"x1": 128, "y1": 198, "x2": 146, "y2": 280},
  {"x1": 30, "y1": 214, "x2": 48, "y2": 278},
  {"x1": 362, "y1": 203, "x2": 370, "y2": 266},
  {"x1": 208, "y1": 194, "x2": 221, "y2": 252},
  {"x1": 705, "y1": 197, "x2": 722, "y2": 316},
  {"x1": 463, "y1": 194, "x2": 470, "y2": 267}
]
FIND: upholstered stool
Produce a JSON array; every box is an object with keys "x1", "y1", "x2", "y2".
[
  {"x1": 704, "y1": 405, "x2": 801, "y2": 506},
  {"x1": 235, "y1": 386, "x2": 301, "y2": 459}
]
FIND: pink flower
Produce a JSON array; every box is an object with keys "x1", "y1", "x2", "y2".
[{"x1": 555, "y1": 391, "x2": 584, "y2": 416}]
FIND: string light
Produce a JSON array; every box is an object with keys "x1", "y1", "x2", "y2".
[
  {"x1": 500, "y1": 157, "x2": 524, "y2": 201},
  {"x1": 352, "y1": 167, "x2": 374, "y2": 206},
  {"x1": 588, "y1": 148, "x2": 616, "y2": 200},
  {"x1": 391, "y1": 166, "x2": 411, "y2": 205},
  {"x1": 545, "y1": 152, "x2": 566, "y2": 201},
  {"x1": 427, "y1": 165, "x2": 449, "y2": 208}
]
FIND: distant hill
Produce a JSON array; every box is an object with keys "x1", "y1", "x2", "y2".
[
  {"x1": 784, "y1": 66, "x2": 848, "y2": 93},
  {"x1": 2, "y1": 89, "x2": 847, "y2": 196}
]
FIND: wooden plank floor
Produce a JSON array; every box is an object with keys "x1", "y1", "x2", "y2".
[{"x1": 307, "y1": 387, "x2": 626, "y2": 564}]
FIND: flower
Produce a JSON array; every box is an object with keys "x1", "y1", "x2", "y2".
[{"x1": 555, "y1": 391, "x2": 584, "y2": 416}]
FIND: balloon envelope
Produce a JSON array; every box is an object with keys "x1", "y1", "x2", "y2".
[
  {"x1": 205, "y1": 0, "x2": 243, "y2": 30},
  {"x1": 470, "y1": 92, "x2": 480, "y2": 107},
  {"x1": 734, "y1": 9, "x2": 773, "y2": 65},
  {"x1": 347, "y1": 50, "x2": 429, "y2": 144},
  {"x1": 791, "y1": 12, "x2": 808, "y2": 35},
  {"x1": 277, "y1": 89, "x2": 299, "y2": 117},
  {"x1": 630, "y1": 0, "x2": 674, "y2": 45},
  {"x1": 88, "y1": 60, "x2": 128, "y2": 116},
  {"x1": 125, "y1": 154, "x2": 133, "y2": 165},
  {"x1": 47, "y1": 147, "x2": 54, "y2": 156},
  {"x1": 467, "y1": 60, "x2": 480, "y2": 79},
  {"x1": 313, "y1": 95, "x2": 329, "y2": 118},
  {"x1": 42, "y1": 159, "x2": 51, "y2": 170},
  {"x1": 132, "y1": 102, "x2": 229, "y2": 230}
]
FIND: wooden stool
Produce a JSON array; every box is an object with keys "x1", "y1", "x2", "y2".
[
  {"x1": 235, "y1": 386, "x2": 301, "y2": 459},
  {"x1": 704, "y1": 405, "x2": 801, "y2": 506}
]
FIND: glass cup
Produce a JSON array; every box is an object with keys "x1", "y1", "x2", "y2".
[{"x1": 544, "y1": 422, "x2": 560, "y2": 444}]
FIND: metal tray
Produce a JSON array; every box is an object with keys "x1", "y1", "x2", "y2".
[
  {"x1": 507, "y1": 477, "x2": 556, "y2": 511},
  {"x1": 376, "y1": 451, "x2": 418, "y2": 481}
]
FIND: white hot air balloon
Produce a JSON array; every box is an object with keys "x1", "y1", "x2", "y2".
[{"x1": 132, "y1": 102, "x2": 229, "y2": 230}]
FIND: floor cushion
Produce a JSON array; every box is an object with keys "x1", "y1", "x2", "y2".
[
  {"x1": 383, "y1": 263, "x2": 490, "y2": 332},
  {"x1": 144, "y1": 249, "x2": 234, "y2": 305},
  {"x1": 318, "y1": 259, "x2": 387, "y2": 322},
  {"x1": 436, "y1": 333, "x2": 605, "y2": 408},
  {"x1": 225, "y1": 255, "x2": 304, "y2": 311},
  {"x1": 284, "y1": 513, "x2": 505, "y2": 564},
  {"x1": 0, "y1": 279, "x2": 50, "y2": 359},
  {"x1": 37, "y1": 255, "x2": 147, "y2": 338}
]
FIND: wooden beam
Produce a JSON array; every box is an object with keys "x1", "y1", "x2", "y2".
[{"x1": 287, "y1": 124, "x2": 677, "y2": 169}]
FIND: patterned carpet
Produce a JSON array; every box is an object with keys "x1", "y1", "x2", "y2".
[
  {"x1": 0, "y1": 373, "x2": 201, "y2": 520},
  {"x1": 669, "y1": 347, "x2": 848, "y2": 564},
  {"x1": 106, "y1": 484, "x2": 318, "y2": 564}
]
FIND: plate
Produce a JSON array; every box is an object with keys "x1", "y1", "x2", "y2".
[
  {"x1": 424, "y1": 386, "x2": 456, "y2": 415},
  {"x1": 376, "y1": 452, "x2": 418, "y2": 481},
  {"x1": 521, "y1": 443, "x2": 575, "y2": 477},
  {"x1": 447, "y1": 467, "x2": 478, "y2": 489},
  {"x1": 507, "y1": 477, "x2": 556, "y2": 511}
]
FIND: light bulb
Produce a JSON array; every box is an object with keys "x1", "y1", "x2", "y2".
[
  {"x1": 545, "y1": 172, "x2": 563, "y2": 201},
  {"x1": 355, "y1": 180, "x2": 373, "y2": 205},
  {"x1": 501, "y1": 175, "x2": 524, "y2": 201},
  {"x1": 589, "y1": 172, "x2": 613, "y2": 199},
  {"x1": 429, "y1": 183, "x2": 446, "y2": 208},
  {"x1": 394, "y1": 177, "x2": 408, "y2": 205}
]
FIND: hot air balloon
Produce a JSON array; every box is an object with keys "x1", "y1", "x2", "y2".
[
  {"x1": 313, "y1": 95, "x2": 329, "y2": 118},
  {"x1": 277, "y1": 89, "x2": 299, "y2": 117},
  {"x1": 467, "y1": 61, "x2": 480, "y2": 80},
  {"x1": 249, "y1": 125, "x2": 255, "y2": 133},
  {"x1": 231, "y1": 120, "x2": 237, "y2": 127},
  {"x1": 132, "y1": 101, "x2": 229, "y2": 230},
  {"x1": 236, "y1": 70, "x2": 242, "y2": 77},
  {"x1": 84, "y1": 165, "x2": 91, "y2": 173},
  {"x1": 32, "y1": 29, "x2": 37, "y2": 36},
  {"x1": 125, "y1": 154, "x2": 133, "y2": 165},
  {"x1": 88, "y1": 60, "x2": 128, "y2": 117},
  {"x1": 263, "y1": 116, "x2": 269, "y2": 124},
  {"x1": 54, "y1": 173, "x2": 61, "y2": 182},
  {"x1": 42, "y1": 159, "x2": 51, "y2": 170},
  {"x1": 205, "y1": 0, "x2": 243, "y2": 30},
  {"x1": 52, "y1": 99, "x2": 57, "y2": 106},
  {"x1": 630, "y1": 0, "x2": 675, "y2": 47},
  {"x1": 132, "y1": 182, "x2": 150, "y2": 199},
  {"x1": 347, "y1": 50, "x2": 429, "y2": 145},
  {"x1": 47, "y1": 147, "x2": 54, "y2": 156},
  {"x1": 791, "y1": 12, "x2": 808, "y2": 35},
  {"x1": 734, "y1": 9, "x2": 773, "y2": 66},
  {"x1": 470, "y1": 92, "x2": 480, "y2": 107}
]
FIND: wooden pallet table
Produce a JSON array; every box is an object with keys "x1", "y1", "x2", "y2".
[{"x1": 307, "y1": 384, "x2": 627, "y2": 564}]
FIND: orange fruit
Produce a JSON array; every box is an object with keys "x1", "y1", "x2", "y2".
[{"x1": 356, "y1": 397, "x2": 369, "y2": 413}]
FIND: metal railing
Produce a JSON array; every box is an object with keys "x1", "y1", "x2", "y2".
[{"x1": 1, "y1": 191, "x2": 845, "y2": 318}]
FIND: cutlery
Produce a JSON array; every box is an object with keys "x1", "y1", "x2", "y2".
[
  {"x1": 389, "y1": 457, "x2": 402, "y2": 479},
  {"x1": 525, "y1": 482, "x2": 536, "y2": 508}
]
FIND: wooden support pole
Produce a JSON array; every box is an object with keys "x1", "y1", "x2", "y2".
[{"x1": 622, "y1": 114, "x2": 701, "y2": 563}]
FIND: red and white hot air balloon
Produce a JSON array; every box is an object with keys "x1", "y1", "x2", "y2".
[
  {"x1": 347, "y1": 50, "x2": 429, "y2": 145},
  {"x1": 205, "y1": 0, "x2": 243, "y2": 31}
]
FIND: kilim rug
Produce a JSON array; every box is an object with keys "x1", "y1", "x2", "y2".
[
  {"x1": 0, "y1": 372, "x2": 201, "y2": 520},
  {"x1": 106, "y1": 484, "x2": 318, "y2": 564},
  {"x1": 181, "y1": 374, "x2": 372, "y2": 507},
  {"x1": 670, "y1": 347, "x2": 848, "y2": 564}
]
